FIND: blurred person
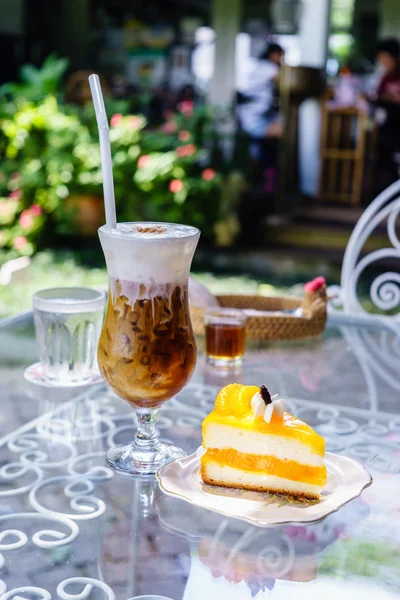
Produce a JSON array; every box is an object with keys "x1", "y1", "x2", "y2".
[
  {"x1": 373, "y1": 39, "x2": 400, "y2": 189},
  {"x1": 236, "y1": 44, "x2": 284, "y2": 239},
  {"x1": 376, "y1": 38, "x2": 400, "y2": 103},
  {"x1": 237, "y1": 43, "x2": 284, "y2": 139}
]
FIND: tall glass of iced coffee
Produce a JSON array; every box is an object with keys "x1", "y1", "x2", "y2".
[{"x1": 98, "y1": 222, "x2": 200, "y2": 475}]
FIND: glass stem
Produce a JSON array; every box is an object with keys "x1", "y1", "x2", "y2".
[{"x1": 134, "y1": 408, "x2": 160, "y2": 450}]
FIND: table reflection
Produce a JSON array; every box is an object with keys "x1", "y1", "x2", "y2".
[
  {"x1": 156, "y1": 495, "x2": 369, "y2": 599},
  {"x1": 1, "y1": 318, "x2": 400, "y2": 596}
]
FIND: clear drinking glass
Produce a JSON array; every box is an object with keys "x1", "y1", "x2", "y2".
[
  {"x1": 97, "y1": 222, "x2": 200, "y2": 475},
  {"x1": 33, "y1": 287, "x2": 105, "y2": 384},
  {"x1": 205, "y1": 308, "x2": 247, "y2": 366}
]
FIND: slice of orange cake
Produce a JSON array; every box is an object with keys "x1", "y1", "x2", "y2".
[{"x1": 201, "y1": 383, "x2": 327, "y2": 499}]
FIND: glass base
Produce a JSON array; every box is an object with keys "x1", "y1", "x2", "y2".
[
  {"x1": 206, "y1": 355, "x2": 243, "y2": 368},
  {"x1": 106, "y1": 440, "x2": 186, "y2": 476}
]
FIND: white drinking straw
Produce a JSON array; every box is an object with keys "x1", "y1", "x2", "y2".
[{"x1": 88, "y1": 74, "x2": 117, "y2": 230}]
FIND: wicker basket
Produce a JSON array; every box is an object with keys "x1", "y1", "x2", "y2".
[{"x1": 190, "y1": 294, "x2": 327, "y2": 341}]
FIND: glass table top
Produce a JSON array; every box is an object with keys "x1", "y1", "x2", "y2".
[{"x1": 0, "y1": 313, "x2": 399, "y2": 599}]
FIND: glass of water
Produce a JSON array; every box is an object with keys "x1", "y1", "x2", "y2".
[{"x1": 33, "y1": 287, "x2": 106, "y2": 385}]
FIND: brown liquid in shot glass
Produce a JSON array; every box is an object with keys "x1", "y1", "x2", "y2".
[{"x1": 205, "y1": 322, "x2": 246, "y2": 361}]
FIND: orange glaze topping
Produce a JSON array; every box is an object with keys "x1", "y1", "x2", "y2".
[
  {"x1": 202, "y1": 448, "x2": 327, "y2": 486},
  {"x1": 203, "y1": 383, "x2": 325, "y2": 455}
]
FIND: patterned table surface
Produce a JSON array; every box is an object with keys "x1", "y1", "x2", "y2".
[{"x1": 0, "y1": 314, "x2": 399, "y2": 599}]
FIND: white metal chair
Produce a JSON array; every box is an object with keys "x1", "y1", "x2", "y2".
[
  {"x1": 327, "y1": 179, "x2": 400, "y2": 409},
  {"x1": 328, "y1": 178, "x2": 400, "y2": 322}
]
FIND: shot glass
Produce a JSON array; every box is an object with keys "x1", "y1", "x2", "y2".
[
  {"x1": 205, "y1": 308, "x2": 247, "y2": 366},
  {"x1": 33, "y1": 287, "x2": 105, "y2": 385}
]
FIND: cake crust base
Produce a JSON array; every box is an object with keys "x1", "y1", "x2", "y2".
[{"x1": 201, "y1": 464, "x2": 321, "y2": 501}]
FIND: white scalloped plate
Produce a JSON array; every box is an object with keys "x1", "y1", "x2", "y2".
[{"x1": 157, "y1": 447, "x2": 372, "y2": 527}]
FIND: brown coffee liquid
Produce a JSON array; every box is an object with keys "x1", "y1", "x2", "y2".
[
  {"x1": 98, "y1": 283, "x2": 196, "y2": 408},
  {"x1": 205, "y1": 323, "x2": 246, "y2": 360}
]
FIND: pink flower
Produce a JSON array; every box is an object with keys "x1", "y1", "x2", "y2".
[
  {"x1": 127, "y1": 115, "x2": 142, "y2": 130},
  {"x1": 175, "y1": 144, "x2": 197, "y2": 158},
  {"x1": 9, "y1": 189, "x2": 22, "y2": 201},
  {"x1": 178, "y1": 130, "x2": 191, "y2": 142},
  {"x1": 13, "y1": 236, "x2": 28, "y2": 250},
  {"x1": 169, "y1": 179, "x2": 184, "y2": 193},
  {"x1": 30, "y1": 204, "x2": 42, "y2": 217},
  {"x1": 110, "y1": 113, "x2": 123, "y2": 127},
  {"x1": 178, "y1": 100, "x2": 194, "y2": 117},
  {"x1": 175, "y1": 146, "x2": 186, "y2": 158},
  {"x1": 185, "y1": 143, "x2": 197, "y2": 156},
  {"x1": 163, "y1": 120, "x2": 178, "y2": 134},
  {"x1": 138, "y1": 155, "x2": 151, "y2": 168},
  {"x1": 202, "y1": 168, "x2": 216, "y2": 182},
  {"x1": 19, "y1": 210, "x2": 34, "y2": 230}
]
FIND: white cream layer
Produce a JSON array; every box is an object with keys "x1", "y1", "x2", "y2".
[
  {"x1": 99, "y1": 223, "x2": 199, "y2": 288},
  {"x1": 203, "y1": 461, "x2": 323, "y2": 496},
  {"x1": 203, "y1": 423, "x2": 323, "y2": 467}
]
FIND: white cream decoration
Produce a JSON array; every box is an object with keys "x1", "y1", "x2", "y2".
[
  {"x1": 264, "y1": 397, "x2": 284, "y2": 424},
  {"x1": 251, "y1": 391, "x2": 283, "y2": 423},
  {"x1": 251, "y1": 392, "x2": 266, "y2": 418}
]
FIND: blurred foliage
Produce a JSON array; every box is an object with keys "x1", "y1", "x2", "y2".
[
  {"x1": 1, "y1": 244, "x2": 332, "y2": 318},
  {"x1": 0, "y1": 55, "x2": 69, "y2": 105},
  {"x1": 329, "y1": 34, "x2": 355, "y2": 67},
  {"x1": 0, "y1": 250, "x2": 107, "y2": 317},
  {"x1": 331, "y1": 0, "x2": 355, "y2": 32},
  {"x1": 0, "y1": 58, "x2": 234, "y2": 257},
  {"x1": 320, "y1": 538, "x2": 400, "y2": 578},
  {"x1": 0, "y1": 249, "x2": 307, "y2": 318},
  {"x1": 329, "y1": 0, "x2": 356, "y2": 66}
]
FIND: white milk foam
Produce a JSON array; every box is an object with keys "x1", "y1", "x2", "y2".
[
  {"x1": 99, "y1": 223, "x2": 200, "y2": 301},
  {"x1": 110, "y1": 222, "x2": 197, "y2": 239}
]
